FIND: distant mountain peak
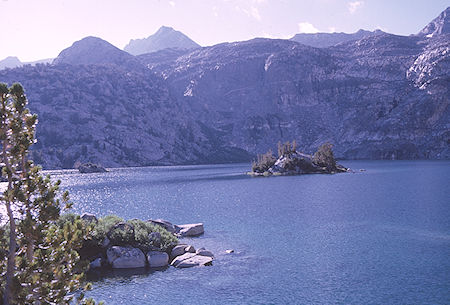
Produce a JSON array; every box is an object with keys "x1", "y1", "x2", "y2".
[
  {"x1": 418, "y1": 7, "x2": 450, "y2": 37},
  {"x1": 0, "y1": 56, "x2": 22, "y2": 70},
  {"x1": 53, "y1": 36, "x2": 139, "y2": 68},
  {"x1": 124, "y1": 26, "x2": 200, "y2": 56}
]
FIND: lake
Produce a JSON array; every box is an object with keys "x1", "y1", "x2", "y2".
[{"x1": 50, "y1": 161, "x2": 450, "y2": 304}]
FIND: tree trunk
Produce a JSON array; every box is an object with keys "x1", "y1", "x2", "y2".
[{"x1": 4, "y1": 197, "x2": 17, "y2": 305}]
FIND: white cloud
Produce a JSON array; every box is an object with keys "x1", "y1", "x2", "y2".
[
  {"x1": 212, "y1": 6, "x2": 218, "y2": 17},
  {"x1": 328, "y1": 26, "x2": 336, "y2": 33},
  {"x1": 298, "y1": 22, "x2": 319, "y2": 34},
  {"x1": 236, "y1": 5, "x2": 262, "y2": 21},
  {"x1": 250, "y1": 6, "x2": 261, "y2": 21},
  {"x1": 169, "y1": 1, "x2": 176, "y2": 7},
  {"x1": 348, "y1": 1, "x2": 363, "y2": 14}
]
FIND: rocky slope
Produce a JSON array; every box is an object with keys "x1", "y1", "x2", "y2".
[
  {"x1": 0, "y1": 42, "x2": 250, "y2": 168},
  {"x1": 0, "y1": 8, "x2": 448, "y2": 168},
  {"x1": 124, "y1": 26, "x2": 200, "y2": 56},
  {"x1": 417, "y1": 7, "x2": 450, "y2": 37},
  {"x1": 143, "y1": 30, "x2": 448, "y2": 159},
  {"x1": 290, "y1": 29, "x2": 384, "y2": 48}
]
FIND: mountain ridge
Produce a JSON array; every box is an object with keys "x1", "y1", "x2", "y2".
[
  {"x1": 0, "y1": 8, "x2": 448, "y2": 168},
  {"x1": 124, "y1": 26, "x2": 200, "y2": 56}
]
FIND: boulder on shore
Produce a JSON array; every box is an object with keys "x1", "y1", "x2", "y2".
[
  {"x1": 170, "y1": 244, "x2": 188, "y2": 259},
  {"x1": 81, "y1": 213, "x2": 98, "y2": 223},
  {"x1": 147, "y1": 251, "x2": 169, "y2": 268},
  {"x1": 107, "y1": 246, "x2": 146, "y2": 269},
  {"x1": 78, "y1": 163, "x2": 107, "y2": 173},
  {"x1": 148, "y1": 219, "x2": 176, "y2": 233},
  {"x1": 171, "y1": 252, "x2": 213, "y2": 268},
  {"x1": 176, "y1": 223, "x2": 204, "y2": 237}
]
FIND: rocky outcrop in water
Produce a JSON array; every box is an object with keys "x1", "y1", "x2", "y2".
[
  {"x1": 78, "y1": 163, "x2": 107, "y2": 173},
  {"x1": 250, "y1": 142, "x2": 348, "y2": 176}
]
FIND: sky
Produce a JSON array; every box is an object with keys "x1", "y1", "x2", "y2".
[{"x1": 0, "y1": 0, "x2": 448, "y2": 62}]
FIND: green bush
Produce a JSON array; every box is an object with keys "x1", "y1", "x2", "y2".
[
  {"x1": 313, "y1": 142, "x2": 337, "y2": 170},
  {"x1": 57, "y1": 212, "x2": 80, "y2": 228},
  {"x1": 252, "y1": 150, "x2": 276, "y2": 173},
  {"x1": 128, "y1": 219, "x2": 178, "y2": 251},
  {"x1": 89, "y1": 215, "x2": 124, "y2": 245},
  {"x1": 83, "y1": 215, "x2": 177, "y2": 251}
]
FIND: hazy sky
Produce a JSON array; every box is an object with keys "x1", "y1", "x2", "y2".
[{"x1": 1, "y1": 0, "x2": 448, "y2": 61}]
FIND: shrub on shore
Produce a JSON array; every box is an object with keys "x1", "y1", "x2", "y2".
[{"x1": 58, "y1": 213, "x2": 178, "y2": 253}]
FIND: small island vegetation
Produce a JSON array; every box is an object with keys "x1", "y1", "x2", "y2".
[{"x1": 250, "y1": 141, "x2": 348, "y2": 176}]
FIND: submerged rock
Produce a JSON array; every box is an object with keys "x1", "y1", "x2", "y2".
[
  {"x1": 107, "y1": 246, "x2": 146, "y2": 269},
  {"x1": 78, "y1": 163, "x2": 107, "y2": 173}
]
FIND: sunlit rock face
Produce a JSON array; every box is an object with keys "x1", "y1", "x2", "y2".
[
  {"x1": 0, "y1": 9, "x2": 448, "y2": 168},
  {"x1": 417, "y1": 7, "x2": 450, "y2": 38}
]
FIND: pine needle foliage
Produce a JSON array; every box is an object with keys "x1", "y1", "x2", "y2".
[{"x1": 0, "y1": 83, "x2": 102, "y2": 305}]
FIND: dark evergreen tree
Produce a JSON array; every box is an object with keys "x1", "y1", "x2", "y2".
[{"x1": 0, "y1": 83, "x2": 100, "y2": 304}]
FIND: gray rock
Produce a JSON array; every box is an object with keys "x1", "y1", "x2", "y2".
[
  {"x1": 101, "y1": 237, "x2": 111, "y2": 248},
  {"x1": 196, "y1": 249, "x2": 214, "y2": 257},
  {"x1": 185, "y1": 245, "x2": 196, "y2": 253},
  {"x1": 148, "y1": 219, "x2": 176, "y2": 233},
  {"x1": 177, "y1": 223, "x2": 204, "y2": 237},
  {"x1": 171, "y1": 252, "x2": 197, "y2": 267},
  {"x1": 106, "y1": 246, "x2": 146, "y2": 269},
  {"x1": 89, "y1": 257, "x2": 102, "y2": 269},
  {"x1": 78, "y1": 163, "x2": 107, "y2": 173},
  {"x1": 147, "y1": 251, "x2": 169, "y2": 268},
  {"x1": 170, "y1": 244, "x2": 187, "y2": 259},
  {"x1": 173, "y1": 254, "x2": 213, "y2": 268},
  {"x1": 124, "y1": 26, "x2": 200, "y2": 56},
  {"x1": 81, "y1": 213, "x2": 98, "y2": 224}
]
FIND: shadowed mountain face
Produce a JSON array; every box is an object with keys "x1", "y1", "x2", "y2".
[
  {"x1": 124, "y1": 26, "x2": 200, "y2": 56},
  {"x1": 290, "y1": 29, "x2": 384, "y2": 48},
  {"x1": 142, "y1": 32, "x2": 448, "y2": 160},
  {"x1": 0, "y1": 8, "x2": 449, "y2": 168}
]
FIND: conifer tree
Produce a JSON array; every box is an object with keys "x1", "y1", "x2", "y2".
[{"x1": 0, "y1": 83, "x2": 99, "y2": 304}]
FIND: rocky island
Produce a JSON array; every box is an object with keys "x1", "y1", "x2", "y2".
[
  {"x1": 78, "y1": 163, "x2": 108, "y2": 173},
  {"x1": 70, "y1": 213, "x2": 214, "y2": 271},
  {"x1": 250, "y1": 142, "x2": 348, "y2": 176}
]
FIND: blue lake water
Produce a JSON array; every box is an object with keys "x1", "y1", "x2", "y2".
[{"x1": 50, "y1": 161, "x2": 450, "y2": 304}]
